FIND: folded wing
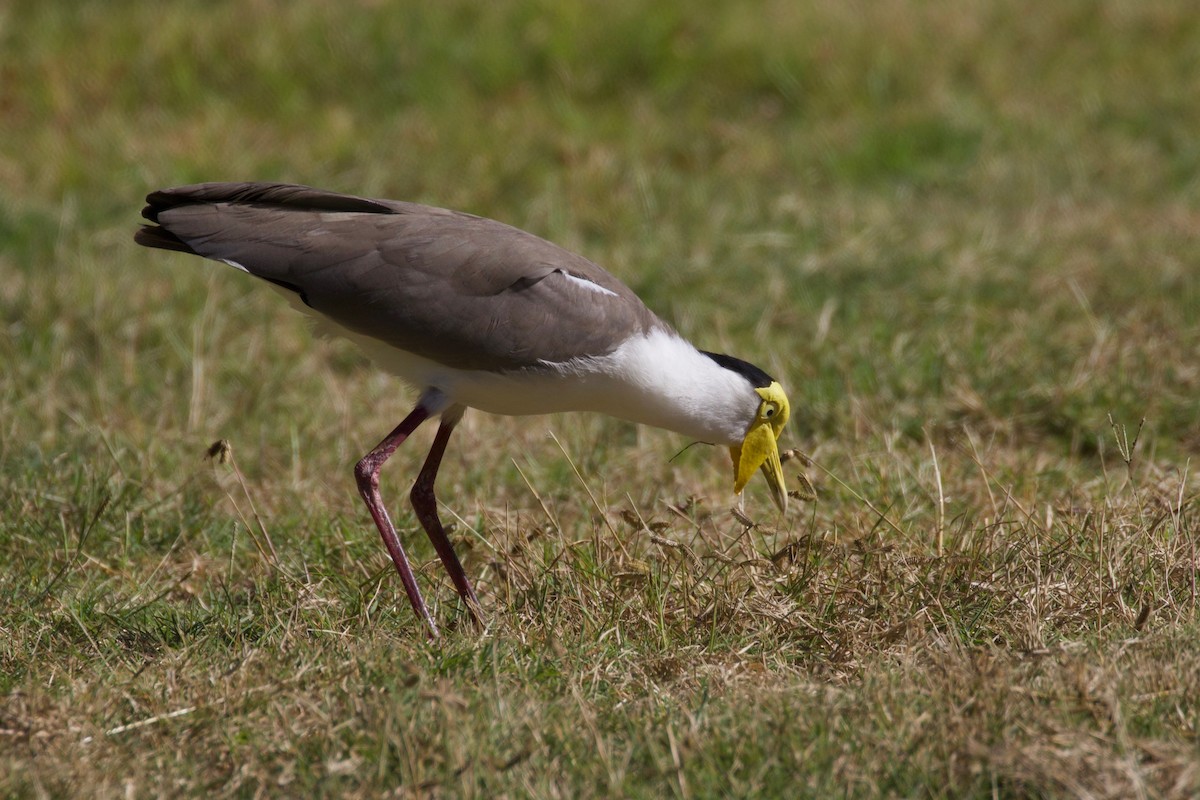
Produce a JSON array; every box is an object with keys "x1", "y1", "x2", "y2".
[{"x1": 137, "y1": 182, "x2": 664, "y2": 371}]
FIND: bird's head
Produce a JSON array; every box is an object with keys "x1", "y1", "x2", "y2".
[
  {"x1": 698, "y1": 350, "x2": 791, "y2": 513},
  {"x1": 730, "y1": 380, "x2": 790, "y2": 513}
]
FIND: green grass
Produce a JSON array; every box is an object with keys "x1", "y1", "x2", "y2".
[{"x1": 3, "y1": 0, "x2": 1199, "y2": 796}]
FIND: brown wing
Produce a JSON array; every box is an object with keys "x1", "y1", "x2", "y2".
[{"x1": 136, "y1": 182, "x2": 665, "y2": 371}]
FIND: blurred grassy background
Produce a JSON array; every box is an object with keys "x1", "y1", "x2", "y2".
[{"x1": 2, "y1": 0, "x2": 1198, "y2": 797}]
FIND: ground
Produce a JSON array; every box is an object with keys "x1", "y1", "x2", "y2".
[{"x1": 1, "y1": 1, "x2": 1198, "y2": 797}]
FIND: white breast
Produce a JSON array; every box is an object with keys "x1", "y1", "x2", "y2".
[
  {"x1": 268, "y1": 279, "x2": 756, "y2": 445},
  {"x1": 349, "y1": 326, "x2": 755, "y2": 446}
]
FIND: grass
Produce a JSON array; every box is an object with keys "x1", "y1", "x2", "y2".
[{"x1": 2, "y1": 0, "x2": 1199, "y2": 796}]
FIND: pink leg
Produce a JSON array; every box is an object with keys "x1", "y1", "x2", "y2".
[
  {"x1": 354, "y1": 405, "x2": 440, "y2": 636},
  {"x1": 410, "y1": 416, "x2": 483, "y2": 627}
]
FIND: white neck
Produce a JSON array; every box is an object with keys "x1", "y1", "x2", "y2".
[
  {"x1": 334, "y1": 320, "x2": 759, "y2": 442},
  {"x1": 557, "y1": 328, "x2": 758, "y2": 445}
]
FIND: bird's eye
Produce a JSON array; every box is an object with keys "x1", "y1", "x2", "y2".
[{"x1": 763, "y1": 404, "x2": 776, "y2": 418}]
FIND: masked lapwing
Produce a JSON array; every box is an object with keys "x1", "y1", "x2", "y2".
[{"x1": 135, "y1": 182, "x2": 790, "y2": 636}]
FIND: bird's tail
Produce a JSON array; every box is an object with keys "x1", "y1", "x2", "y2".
[{"x1": 133, "y1": 224, "x2": 196, "y2": 254}]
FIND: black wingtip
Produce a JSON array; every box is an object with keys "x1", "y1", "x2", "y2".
[
  {"x1": 140, "y1": 198, "x2": 167, "y2": 222},
  {"x1": 139, "y1": 182, "x2": 396, "y2": 221},
  {"x1": 134, "y1": 224, "x2": 197, "y2": 255}
]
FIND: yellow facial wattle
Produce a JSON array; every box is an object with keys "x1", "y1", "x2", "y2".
[{"x1": 730, "y1": 381, "x2": 790, "y2": 512}]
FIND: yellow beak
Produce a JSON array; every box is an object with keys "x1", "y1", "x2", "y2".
[{"x1": 731, "y1": 419, "x2": 787, "y2": 513}]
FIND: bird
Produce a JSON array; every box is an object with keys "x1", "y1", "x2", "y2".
[{"x1": 135, "y1": 182, "x2": 791, "y2": 636}]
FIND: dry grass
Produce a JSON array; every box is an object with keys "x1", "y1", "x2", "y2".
[{"x1": 3, "y1": 0, "x2": 1199, "y2": 796}]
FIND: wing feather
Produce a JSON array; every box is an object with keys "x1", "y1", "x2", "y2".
[{"x1": 137, "y1": 183, "x2": 664, "y2": 370}]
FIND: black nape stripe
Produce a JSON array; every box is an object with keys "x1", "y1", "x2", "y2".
[{"x1": 700, "y1": 351, "x2": 774, "y2": 388}]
